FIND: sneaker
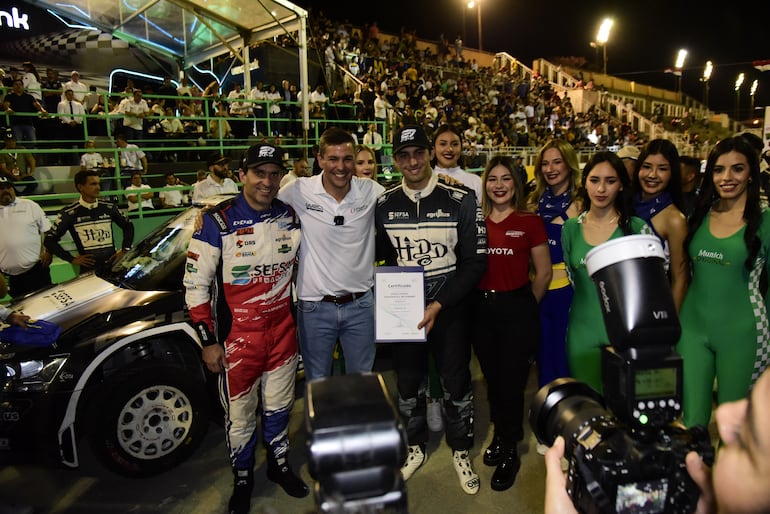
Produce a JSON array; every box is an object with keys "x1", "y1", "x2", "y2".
[
  {"x1": 401, "y1": 444, "x2": 426, "y2": 481},
  {"x1": 452, "y1": 450, "x2": 480, "y2": 495},
  {"x1": 536, "y1": 442, "x2": 549, "y2": 456},
  {"x1": 427, "y1": 399, "x2": 444, "y2": 432}
]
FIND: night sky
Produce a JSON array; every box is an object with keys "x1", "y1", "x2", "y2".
[
  {"x1": 5, "y1": 1, "x2": 766, "y2": 118},
  {"x1": 296, "y1": 0, "x2": 768, "y2": 118}
]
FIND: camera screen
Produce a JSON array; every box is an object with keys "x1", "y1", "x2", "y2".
[
  {"x1": 616, "y1": 478, "x2": 668, "y2": 513},
  {"x1": 634, "y1": 367, "x2": 677, "y2": 399}
]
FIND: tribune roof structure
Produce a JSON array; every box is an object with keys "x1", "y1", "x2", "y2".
[{"x1": 27, "y1": 0, "x2": 307, "y2": 67}]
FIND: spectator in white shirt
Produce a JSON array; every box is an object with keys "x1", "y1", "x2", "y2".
[
  {"x1": 62, "y1": 70, "x2": 88, "y2": 103},
  {"x1": 159, "y1": 171, "x2": 188, "y2": 208},
  {"x1": 118, "y1": 89, "x2": 150, "y2": 140},
  {"x1": 57, "y1": 89, "x2": 86, "y2": 161},
  {"x1": 125, "y1": 172, "x2": 154, "y2": 211},
  {"x1": 80, "y1": 140, "x2": 105, "y2": 171}
]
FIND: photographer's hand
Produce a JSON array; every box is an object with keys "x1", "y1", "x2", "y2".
[
  {"x1": 544, "y1": 436, "x2": 579, "y2": 514},
  {"x1": 685, "y1": 451, "x2": 716, "y2": 514}
]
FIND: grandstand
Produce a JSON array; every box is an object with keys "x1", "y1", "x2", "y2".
[{"x1": 0, "y1": 3, "x2": 746, "y2": 285}]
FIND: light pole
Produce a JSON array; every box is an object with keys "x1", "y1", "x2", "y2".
[
  {"x1": 750, "y1": 79, "x2": 758, "y2": 117},
  {"x1": 701, "y1": 60, "x2": 713, "y2": 107},
  {"x1": 467, "y1": 1, "x2": 482, "y2": 51},
  {"x1": 589, "y1": 41, "x2": 600, "y2": 72},
  {"x1": 674, "y1": 49, "x2": 688, "y2": 102},
  {"x1": 596, "y1": 18, "x2": 613, "y2": 75},
  {"x1": 735, "y1": 72, "x2": 745, "y2": 119}
]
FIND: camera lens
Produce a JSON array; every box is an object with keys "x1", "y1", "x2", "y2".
[{"x1": 528, "y1": 378, "x2": 610, "y2": 448}]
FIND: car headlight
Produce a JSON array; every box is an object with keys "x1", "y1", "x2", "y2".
[{"x1": 3, "y1": 356, "x2": 68, "y2": 393}]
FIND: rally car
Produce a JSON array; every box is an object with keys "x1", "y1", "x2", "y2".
[{"x1": 0, "y1": 195, "x2": 300, "y2": 477}]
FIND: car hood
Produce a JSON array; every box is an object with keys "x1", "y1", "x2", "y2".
[{"x1": 2, "y1": 273, "x2": 178, "y2": 339}]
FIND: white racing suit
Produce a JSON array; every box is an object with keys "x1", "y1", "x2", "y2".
[{"x1": 184, "y1": 194, "x2": 301, "y2": 470}]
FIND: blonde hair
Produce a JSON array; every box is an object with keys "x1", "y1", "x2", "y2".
[{"x1": 528, "y1": 139, "x2": 581, "y2": 207}]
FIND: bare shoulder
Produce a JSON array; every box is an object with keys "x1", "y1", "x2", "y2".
[
  {"x1": 566, "y1": 201, "x2": 582, "y2": 219},
  {"x1": 654, "y1": 205, "x2": 687, "y2": 238}
]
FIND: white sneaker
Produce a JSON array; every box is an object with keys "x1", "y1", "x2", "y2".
[
  {"x1": 401, "y1": 445, "x2": 425, "y2": 481},
  {"x1": 536, "y1": 442, "x2": 549, "y2": 456},
  {"x1": 452, "y1": 450, "x2": 480, "y2": 495},
  {"x1": 427, "y1": 400, "x2": 444, "y2": 432}
]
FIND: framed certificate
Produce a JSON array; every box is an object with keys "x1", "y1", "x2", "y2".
[{"x1": 375, "y1": 266, "x2": 426, "y2": 343}]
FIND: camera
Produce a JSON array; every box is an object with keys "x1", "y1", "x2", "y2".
[
  {"x1": 529, "y1": 235, "x2": 714, "y2": 514},
  {"x1": 305, "y1": 372, "x2": 408, "y2": 513}
]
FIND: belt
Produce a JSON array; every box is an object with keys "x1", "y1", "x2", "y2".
[
  {"x1": 320, "y1": 292, "x2": 366, "y2": 305},
  {"x1": 478, "y1": 289, "x2": 519, "y2": 300}
]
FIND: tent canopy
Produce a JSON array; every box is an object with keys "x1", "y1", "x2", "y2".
[
  {"x1": 28, "y1": 0, "x2": 307, "y2": 68},
  {"x1": 26, "y1": 0, "x2": 311, "y2": 133}
]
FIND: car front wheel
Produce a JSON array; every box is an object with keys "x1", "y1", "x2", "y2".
[{"x1": 88, "y1": 366, "x2": 210, "y2": 477}]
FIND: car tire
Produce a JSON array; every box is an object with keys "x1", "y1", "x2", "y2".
[{"x1": 88, "y1": 365, "x2": 210, "y2": 478}]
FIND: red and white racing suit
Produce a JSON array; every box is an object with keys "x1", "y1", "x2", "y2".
[{"x1": 183, "y1": 195, "x2": 301, "y2": 470}]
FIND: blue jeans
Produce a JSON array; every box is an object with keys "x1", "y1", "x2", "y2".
[
  {"x1": 297, "y1": 289, "x2": 375, "y2": 381},
  {"x1": 12, "y1": 124, "x2": 36, "y2": 145}
]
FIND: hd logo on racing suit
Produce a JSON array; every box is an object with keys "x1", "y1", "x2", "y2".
[{"x1": 391, "y1": 235, "x2": 448, "y2": 267}]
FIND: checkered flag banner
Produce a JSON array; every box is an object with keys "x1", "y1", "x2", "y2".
[
  {"x1": 750, "y1": 258, "x2": 770, "y2": 383},
  {"x1": 1, "y1": 29, "x2": 127, "y2": 59}
]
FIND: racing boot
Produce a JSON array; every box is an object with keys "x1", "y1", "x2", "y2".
[
  {"x1": 266, "y1": 450, "x2": 309, "y2": 498},
  {"x1": 228, "y1": 467, "x2": 253, "y2": 514}
]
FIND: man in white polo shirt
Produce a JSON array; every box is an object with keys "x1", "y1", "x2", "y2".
[
  {"x1": 277, "y1": 126, "x2": 384, "y2": 381},
  {"x1": 0, "y1": 175, "x2": 53, "y2": 298}
]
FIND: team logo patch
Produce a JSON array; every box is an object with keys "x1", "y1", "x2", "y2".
[
  {"x1": 231, "y1": 264, "x2": 251, "y2": 285},
  {"x1": 400, "y1": 128, "x2": 418, "y2": 143}
]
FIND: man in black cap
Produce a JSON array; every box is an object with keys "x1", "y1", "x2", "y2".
[
  {"x1": 192, "y1": 152, "x2": 239, "y2": 203},
  {"x1": 375, "y1": 124, "x2": 487, "y2": 494},
  {"x1": 183, "y1": 143, "x2": 308, "y2": 514}
]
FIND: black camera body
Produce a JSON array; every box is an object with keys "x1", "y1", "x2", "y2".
[
  {"x1": 530, "y1": 235, "x2": 715, "y2": 514},
  {"x1": 532, "y1": 377, "x2": 713, "y2": 514},
  {"x1": 305, "y1": 372, "x2": 408, "y2": 514}
]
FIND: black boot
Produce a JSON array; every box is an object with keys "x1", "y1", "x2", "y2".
[
  {"x1": 228, "y1": 468, "x2": 253, "y2": 514},
  {"x1": 266, "y1": 451, "x2": 309, "y2": 498},
  {"x1": 484, "y1": 434, "x2": 505, "y2": 466},
  {"x1": 491, "y1": 447, "x2": 521, "y2": 491}
]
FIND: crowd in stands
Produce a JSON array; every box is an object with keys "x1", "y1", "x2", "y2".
[
  {"x1": 0, "y1": 9, "x2": 724, "y2": 203},
  {"x1": 5, "y1": 12, "x2": 770, "y2": 514}
]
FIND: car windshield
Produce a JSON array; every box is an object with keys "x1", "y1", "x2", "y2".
[{"x1": 101, "y1": 207, "x2": 202, "y2": 291}]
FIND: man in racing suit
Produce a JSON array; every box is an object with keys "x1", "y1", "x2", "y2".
[
  {"x1": 44, "y1": 169, "x2": 134, "y2": 274},
  {"x1": 375, "y1": 125, "x2": 487, "y2": 494},
  {"x1": 183, "y1": 143, "x2": 308, "y2": 514}
]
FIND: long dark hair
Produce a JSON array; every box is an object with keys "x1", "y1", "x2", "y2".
[
  {"x1": 480, "y1": 155, "x2": 526, "y2": 217},
  {"x1": 580, "y1": 151, "x2": 636, "y2": 235},
  {"x1": 633, "y1": 138, "x2": 684, "y2": 212},
  {"x1": 686, "y1": 136, "x2": 763, "y2": 272},
  {"x1": 430, "y1": 124, "x2": 464, "y2": 169}
]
